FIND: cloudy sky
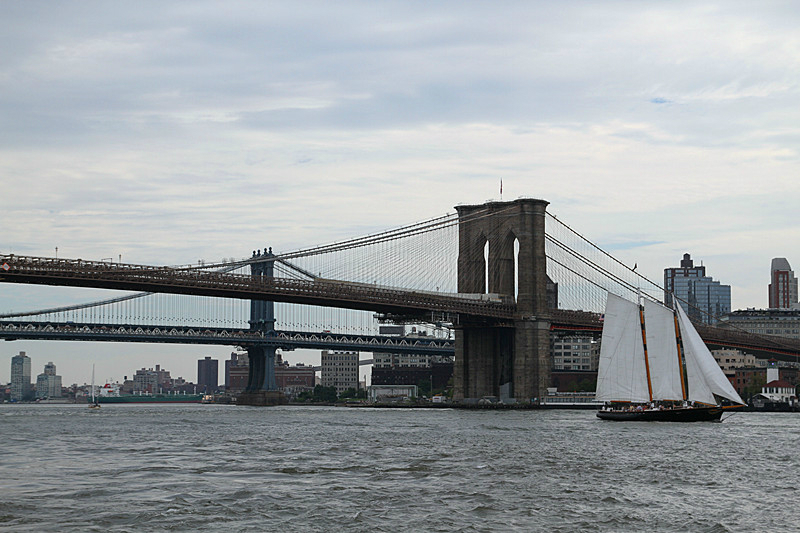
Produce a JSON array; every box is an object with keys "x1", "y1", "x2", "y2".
[{"x1": 2, "y1": 1, "x2": 799, "y2": 385}]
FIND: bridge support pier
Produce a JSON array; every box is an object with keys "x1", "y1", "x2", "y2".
[
  {"x1": 238, "y1": 248, "x2": 288, "y2": 407},
  {"x1": 244, "y1": 345, "x2": 278, "y2": 392},
  {"x1": 453, "y1": 199, "x2": 551, "y2": 404}
]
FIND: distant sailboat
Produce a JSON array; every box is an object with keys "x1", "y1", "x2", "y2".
[
  {"x1": 88, "y1": 364, "x2": 101, "y2": 409},
  {"x1": 596, "y1": 293, "x2": 745, "y2": 422}
]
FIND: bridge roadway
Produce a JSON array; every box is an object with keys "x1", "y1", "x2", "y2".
[
  {"x1": 0, "y1": 254, "x2": 514, "y2": 320},
  {"x1": 3, "y1": 254, "x2": 800, "y2": 361}
]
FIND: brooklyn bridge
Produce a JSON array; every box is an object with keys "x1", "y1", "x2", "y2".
[{"x1": 2, "y1": 198, "x2": 798, "y2": 404}]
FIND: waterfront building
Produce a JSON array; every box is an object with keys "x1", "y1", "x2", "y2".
[
  {"x1": 733, "y1": 363, "x2": 799, "y2": 400},
  {"x1": 197, "y1": 356, "x2": 219, "y2": 392},
  {"x1": 275, "y1": 354, "x2": 315, "y2": 399},
  {"x1": 371, "y1": 326, "x2": 454, "y2": 393},
  {"x1": 551, "y1": 335, "x2": 599, "y2": 371},
  {"x1": 719, "y1": 309, "x2": 800, "y2": 339},
  {"x1": 711, "y1": 349, "x2": 756, "y2": 377},
  {"x1": 368, "y1": 384, "x2": 418, "y2": 402},
  {"x1": 371, "y1": 360, "x2": 454, "y2": 392},
  {"x1": 133, "y1": 368, "x2": 158, "y2": 394},
  {"x1": 225, "y1": 350, "x2": 249, "y2": 393},
  {"x1": 10, "y1": 351, "x2": 31, "y2": 401},
  {"x1": 132, "y1": 365, "x2": 175, "y2": 394},
  {"x1": 35, "y1": 361, "x2": 62, "y2": 399},
  {"x1": 664, "y1": 253, "x2": 731, "y2": 325},
  {"x1": 320, "y1": 350, "x2": 359, "y2": 395},
  {"x1": 768, "y1": 258, "x2": 798, "y2": 309},
  {"x1": 373, "y1": 327, "x2": 452, "y2": 369},
  {"x1": 749, "y1": 365, "x2": 798, "y2": 409}
]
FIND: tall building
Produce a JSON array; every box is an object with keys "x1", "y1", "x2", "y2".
[
  {"x1": 664, "y1": 253, "x2": 731, "y2": 325},
  {"x1": 769, "y1": 258, "x2": 798, "y2": 309},
  {"x1": 320, "y1": 350, "x2": 359, "y2": 395},
  {"x1": 10, "y1": 351, "x2": 31, "y2": 402},
  {"x1": 35, "y1": 361, "x2": 63, "y2": 399},
  {"x1": 197, "y1": 356, "x2": 219, "y2": 392}
]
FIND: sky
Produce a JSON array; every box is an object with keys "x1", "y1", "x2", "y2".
[{"x1": 2, "y1": 1, "x2": 799, "y2": 385}]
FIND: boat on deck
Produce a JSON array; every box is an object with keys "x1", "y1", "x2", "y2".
[{"x1": 596, "y1": 293, "x2": 745, "y2": 422}]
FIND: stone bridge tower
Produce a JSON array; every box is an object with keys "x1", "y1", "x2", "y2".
[{"x1": 453, "y1": 198, "x2": 551, "y2": 403}]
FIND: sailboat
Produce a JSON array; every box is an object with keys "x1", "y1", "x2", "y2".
[
  {"x1": 88, "y1": 364, "x2": 101, "y2": 410},
  {"x1": 596, "y1": 293, "x2": 745, "y2": 422}
]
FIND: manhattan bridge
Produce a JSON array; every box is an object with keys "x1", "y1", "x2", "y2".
[{"x1": 2, "y1": 199, "x2": 798, "y2": 404}]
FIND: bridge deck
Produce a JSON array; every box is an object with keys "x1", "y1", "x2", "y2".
[
  {"x1": 3, "y1": 254, "x2": 800, "y2": 360},
  {"x1": 0, "y1": 254, "x2": 515, "y2": 319}
]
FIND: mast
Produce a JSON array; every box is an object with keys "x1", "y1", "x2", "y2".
[
  {"x1": 91, "y1": 364, "x2": 96, "y2": 405},
  {"x1": 638, "y1": 298, "x2": 654, "y2": 403},
  {"x1": 672, "y1": 305, "x2": 688, "y2": 401}
]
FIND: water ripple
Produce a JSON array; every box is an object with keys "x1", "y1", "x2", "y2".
[{"x1": 2, "y1": 405, "x2": 799, "y2": 532}]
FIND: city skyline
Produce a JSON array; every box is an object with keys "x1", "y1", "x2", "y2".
[{"x1": 2, "y1": 1, "x2": 799, "y2": 383}]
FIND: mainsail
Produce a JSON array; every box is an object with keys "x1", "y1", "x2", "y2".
[
  {"x1": 675, "y1": 302, "x2": 745, "y2": 406},
  {"x1": 643, "y1": 299, "x2": 684, "y2": 402},
  {"x1": 596, "y1": 293, "x2": 649, "y2": 403}
]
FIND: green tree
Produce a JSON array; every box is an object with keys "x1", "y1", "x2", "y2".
[
  {"x1": 743, "y1": 374, "x2": 766, "y2": 402},
  {"x1": 577, "y1": 378, "x2": 596, "y2": 392},
  {"x1": 417, "y1": 379, "x2": 432, "y2": 398},
  {"x1": 316, "y1": 385, "x2": 338, "y2": 403},
  {"x1": 338, "y1": 387, "x2": 366, "y2": 400},
  {"x1": 298, "y1": 385, "x2": 338, "y2": 403}
]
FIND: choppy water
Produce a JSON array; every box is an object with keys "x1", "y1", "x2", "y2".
[{"x1": 1, "y1": 404, "x2": 798, "y2": 532}]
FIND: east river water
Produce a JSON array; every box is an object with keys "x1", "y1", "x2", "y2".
[{"x1": 1, "y1": 404, "x2": 798, "y2": 532}]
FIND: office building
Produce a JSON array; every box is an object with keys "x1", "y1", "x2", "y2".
[
  {"x1": 664, "y1": 253, "x2": 731, "y2": 325},
  {"x1": 710, "y1": 349, "x2": 756, "y2": 377},
  {"x1": 719, "y1": 309, "x2": 800, "y2": 339},
  {"x1": 320, "y1": 350, "x2": 359, "y2": 395},
  {"x1": 35, "y1": 361, "x2": 62, "y2": 399},
  {"x1": 552, "y1": 335, "x2": 600, "y2": 371},
  {"x1": 769, "y1": 258, "x2": 798, "y2": 309},
  {"x1": 10, "y1": 351, "x2": 31, "y2": 402},
  {"x1": 197, "y1": 356, "x2": 219, "y2": 392}
]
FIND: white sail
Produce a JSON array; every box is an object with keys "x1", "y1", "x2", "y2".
[
  {"x1": 675, "y1": 302, "x2": 745, "y2": 405},
  {"x1": 596, "y1": 293, "x2": 650, "y2": 403},
  {"x1": 643, "y1": 299, "x2": 684, "y2": 402}
]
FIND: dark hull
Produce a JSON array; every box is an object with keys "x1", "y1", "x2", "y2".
[{"x1": 597, "y1": 406, "x2": 723, "y2": 422}]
